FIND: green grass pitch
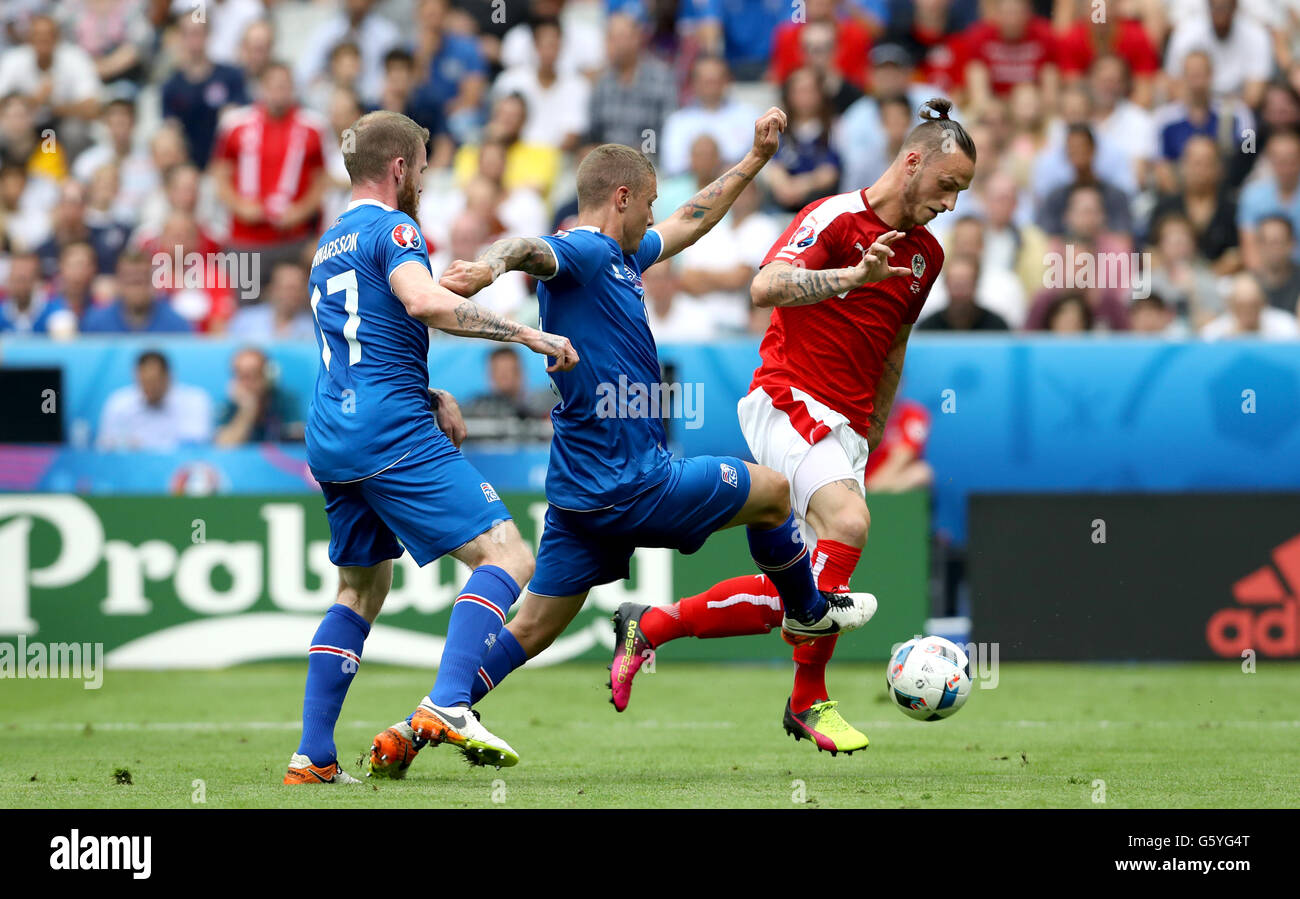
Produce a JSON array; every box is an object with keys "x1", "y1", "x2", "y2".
[{"x1": 2, "y1": 660, "x2": 1296, "y2": 808}]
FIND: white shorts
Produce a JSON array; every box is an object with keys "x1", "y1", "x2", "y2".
[{"x1": 736, "y1": 384, "x2": 870, "y2": 524}]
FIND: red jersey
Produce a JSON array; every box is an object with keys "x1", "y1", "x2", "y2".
[
  {"x1": 863, "y1": 399, "x2": 931, "y2": 480},
  {"x1": 770, "y1": 19, "x2": 872, "y2": 89},
  {"x1": 212, "y1": 104, "x2": 327, "y2": 246},
  {"x1": 753, "y1": 190, "x2": 943, "y2": 439},
  {"x1": 1056, "y1": 19, "x2": 1160, "y2": 77},
  {"x1": 957, "y1": 17, "x2": 1057, "y2": 95}
]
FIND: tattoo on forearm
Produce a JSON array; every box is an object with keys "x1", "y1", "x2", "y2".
[
  {"x1": 479, "y1": 237, "x2": 556, "y2": 279},
  {"x1": 677, "y1": 164, "x2": 756, "y2": 223},
  {"x1": 767, "y1": 266, "x2": 854, "y2": 306},
  {"x1": 451, "y1": 300, "x2": 522, "y2": 341}
]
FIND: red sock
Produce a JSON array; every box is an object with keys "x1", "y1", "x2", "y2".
[
  {"x1": 790, "y1": 540, "x2": 862, "y2": 712},
  {"x1": 640, "y1": 574, "x2": 784, "y2": 646}
]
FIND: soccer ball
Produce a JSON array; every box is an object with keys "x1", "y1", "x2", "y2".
[{"x1": 885, "y1": 636, "x2": 971, "y2": 721}]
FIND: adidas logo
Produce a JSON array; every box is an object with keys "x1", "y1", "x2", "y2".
[{"x1": 1206, "y1": 533, "x2": 1300, "y2": 657}]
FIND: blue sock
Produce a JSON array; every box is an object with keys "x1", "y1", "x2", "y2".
[
  {"x1": 297, "y1": 603, "x2": 370, "y2": 766},
  {"x1": 747, "y1": 514, "x2": 826, "y2": 623},
  {"x1": 469, "y1": 627, "x2": 528, "y2": 704},
  {"x1": 429, "y1": 565, "x2": 521, "y2": 708}
]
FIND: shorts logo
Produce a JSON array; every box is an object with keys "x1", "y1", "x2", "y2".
[
  {"x1": 720, "y1": 462, "x2": 739, "y2": 488},
  {"x1": 391, "y1": 223, "x2": 422, "y2": 250},
  {"x1": 481, "y1": 482, "x2": 500, "y2": 502},
  {"x1": 790, "y1": 223, "x2": 816, "y2": 249},
  {"x1": 911, "y1": 253, "x2": 925, "y2": 278}
]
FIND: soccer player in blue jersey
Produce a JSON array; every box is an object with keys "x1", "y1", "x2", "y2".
[
  {"x1": 365, "y1": 107, "x2": 878, "y2": 774},
  {"x1": 284, "y1": 111, "x2": 578, "y2": 784}
]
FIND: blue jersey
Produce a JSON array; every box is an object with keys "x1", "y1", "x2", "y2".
[
  {"x1": 537, "y1": 226, "x2": 670, "y2": 511},
  {"x1": 305, "y1": 199, "x2": 435, "y2": 482}
]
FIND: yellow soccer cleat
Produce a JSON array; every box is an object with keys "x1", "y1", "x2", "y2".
[{"x1": 782, "y1": 699, "x2": 869, "y2": 756}]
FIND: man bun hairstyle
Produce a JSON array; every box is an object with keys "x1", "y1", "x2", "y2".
[{"x1": 905, "y1": 97, "x2": 977, "y2": 163}]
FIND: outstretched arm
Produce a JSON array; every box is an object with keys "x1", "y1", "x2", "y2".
[
  {"x1": 654, "y1": 107, "x2": 787, "y2": 261},
  {"x1": 866, "y1": 324, "x2": 911, "y2": 453},
  {"x1": 389, "y1": 261, "x2": 578, "y2": 372},
  {"x1": 750, "y1": 232, "x2": 911, "y2": 308}
]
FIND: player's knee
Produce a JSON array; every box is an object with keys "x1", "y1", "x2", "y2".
[
  {"x1": 751, "y1": 467, "x2": 792, "y2": 527},
  {"x1": 826, "y1": 503, "x2": 870, "y2": 547}
]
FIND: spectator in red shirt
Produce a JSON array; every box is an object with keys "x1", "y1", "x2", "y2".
[
  {"x1": 1055, "y1": 0, "x2": 1159, "y2": 108},
  {"x1": 211, "y1": 62, "x2": 330, "y2": 290},
  {"x1": 863, "y1": 397, "x2": 934, "y2": 492},
  {"x1": 770, "y1": 0, "x2": 873, "y2": 90},
  {"x1": 958, "y1": 0, "x2": 1057, "y2": 116}
]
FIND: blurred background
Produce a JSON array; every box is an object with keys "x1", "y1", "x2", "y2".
[{"x1": 1, "y1": 0, "x2": 1299, "y2": 669}]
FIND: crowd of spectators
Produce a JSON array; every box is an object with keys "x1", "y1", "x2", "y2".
[{"x1": 1, "y1": 0, "x2": 1299, "y2": 359}]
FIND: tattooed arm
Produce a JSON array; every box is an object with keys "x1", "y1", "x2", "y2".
[
  {"x1": 751, "y1": 230, "x2": 912, "y2": 308},
  {"x1": 438, "y1": 236, "x2": 559, "y2": 298},
  {"x1": 654, "y1": 107, "x2": 788, "y2": 261},
  {"x1": 389, "y1": 260, "x2": 578, "y2": 372},
  {"x1": 866, "y1": 324, "x2": 911, "y2": 453}
]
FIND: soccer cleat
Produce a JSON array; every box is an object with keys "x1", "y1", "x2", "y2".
[
  {"x1": 283, "y1": 752, "x2": 363, "y2": 784},
  {"x1": 608, "y1": 602, "x2": 655, "y2": 712},
  {"x1": 409, "y1": 698, "x2": 519, "y2": 768},
  {"x1": 782, "y1": 699, "x2": 870, "y2": 756},
  {"x1": 781, "y1": 591, "x2": 877, "y2": 640},
  {"x1": 367, "y1": 720, "x2": 431, "y2": 779}
]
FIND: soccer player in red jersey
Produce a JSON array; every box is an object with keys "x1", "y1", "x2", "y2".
[{"x1": 609, "y1": 98, "x2": 975, "y2": 754}]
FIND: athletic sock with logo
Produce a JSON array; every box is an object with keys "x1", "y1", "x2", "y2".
[
  {"x1": 428, "y1": 565, "x2": 521, "y2": 708},
  {"x1": 747, "y1": 513, "x2": 827, "y2": 623},
  {"x1": 468, "y1": 626, "x2": 528, "y2": 704},
  {"x1": 297, "y1": 603, "x2": 369, "y2": 766}
]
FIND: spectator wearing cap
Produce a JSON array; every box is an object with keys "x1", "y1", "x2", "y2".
[
  {"x1": 1164, "y1": 0, "x2": 1273, "y2": 109},
  {"x1": 1238, "y1": 128, "x2": 1300, "y2": 268},
  {"x1": 161, "y1": 15, "x2": 248, "y2": 170},
  {"x1": 296, "y1": 0, "x2": 401, "y2": 108},
  {"x1": 770, "y1": 0, "x2": 872, "y2": 89},
  {"x1": 917, "y1": 254, "x2": 1010, "y2": 331},
  {"x1": 1148, "y1": 134, "x2": 1240, "y2": 272},
  {"x1": 211, "y1": 62, "x2": 329, "y2": 287},
  {"x1": 96, "y1": 349, "x2": 213, "y2": 451},
  {"x1": 81, "y1": 250, "x2": 192, "y2": 334},
  {"x1": 588, "y1": 13, "x2": 677, "y2": 151},
  {"x1": 1252, "y1": 215, "x2": 1300, "y2": 313},
  {"x1": 1201, "y1": 272, "x2": 1300, "y2": 339},
  {"x1": 214, "y1": 347, "x2": 304, "y2": 446},
  {"x1": 491, "y1": 18, "x2": 591, "y2": 153},
  {"x1": 661, "y1": 56, "x2": 758, "y2": 176}
]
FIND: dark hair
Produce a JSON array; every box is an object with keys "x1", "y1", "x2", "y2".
[
  {"x1": 1131, "y1": 292, "x2": 1168, "y2": 312},
  {"x1": 489, "y1": 346, "x2": 520, "y2": 364},
  {"x1": 1065, "y1": 122, "x2": 1096, "y2": 149},
  {"x1": 530, "y1": 16, "x2": 562, "y2": 35},
  {"x1": 878, "y1": 93, "x2": 913, "y2": 119},
  {"x1": 781, "y1": 67, "x2": 833, "y2": 142},
  {"x1": 384, "y1": 47, "x2": 414, "y2": 69},
  {"x1": 136, "y1": 350, "x2": 169, "y2": 372},
  {"x1": 1065, "y1": 180, "x2": 1104, "y2": 208},
  {"x1": 1045, "y1": 293, "x2": 1094, "y2": 331},
  {"x1": 904, "y1": 98, "x2": 977, "y2": 162},
  {"x1": 1256, "y1": 214, "x2": 1295, "y2": 239}
]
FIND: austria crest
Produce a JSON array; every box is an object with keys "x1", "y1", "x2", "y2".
[{"x1": 911, "y1": 253, "x2": 925, "y2": 278}]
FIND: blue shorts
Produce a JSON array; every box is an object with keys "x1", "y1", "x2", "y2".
[
  {"x1": 529, "y1": 455, "x2": 751, "y2": 597},
  {"x1": 319, "y1": 434, "x2": 510, "y2": 568}
]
